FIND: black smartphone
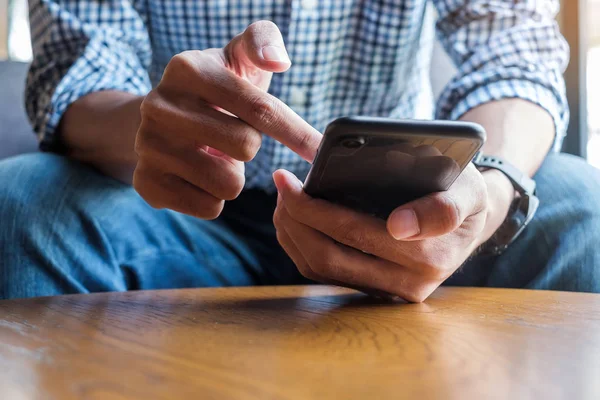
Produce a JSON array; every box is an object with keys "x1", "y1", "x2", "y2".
[{"x1": 303, "y1": 116, "x2": 486, "y2": 218}]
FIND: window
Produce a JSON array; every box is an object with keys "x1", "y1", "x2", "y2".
[
  {"x1": 562, "y1": 0, "x2": 600, "y2": 165},
  {"x1": 586, "y1": 0, "x2": 600, "y2": 167},
  {"x1": 1, "y1": 0, "x2": 32, "y2": 62}
]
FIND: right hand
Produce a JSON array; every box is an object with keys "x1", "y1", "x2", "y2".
[{"x1": 133, "y1": 21, "x2": 321, "y2": 219}]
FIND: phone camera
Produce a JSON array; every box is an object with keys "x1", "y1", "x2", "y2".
[{"x1": 341, "y1": 137, "x2": 366, "y2": 149}]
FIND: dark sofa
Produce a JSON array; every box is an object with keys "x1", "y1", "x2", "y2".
[{"x1": 0, "y1": 61, "x2": 38, "y2": 160}]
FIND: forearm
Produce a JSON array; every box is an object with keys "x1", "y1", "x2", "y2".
[
  {"x1": 59, "y1": 91, "x2": 145, "y2": 184},
  {"x1": 459, "y1": 99, "x2": 555, "y2": 245}
]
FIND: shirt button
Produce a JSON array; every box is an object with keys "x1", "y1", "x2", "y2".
[
  {"x1": 290, "y1": 86, "x2": 307, "y2": 106},
  {"x1": 301, "y1": 0, "x2": 317, "y2": 11}
]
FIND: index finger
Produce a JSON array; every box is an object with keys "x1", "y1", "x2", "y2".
[{"x1": 197, "y1": 57, "x2": 322, "y2": 162}]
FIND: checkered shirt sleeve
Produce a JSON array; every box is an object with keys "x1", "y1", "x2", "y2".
[
  {"x1": 433, "y1": 0, "x2": 570, "y2": 151},
  {"x1": 26, "y1": 0, "x2": 152, "y2": 151}
]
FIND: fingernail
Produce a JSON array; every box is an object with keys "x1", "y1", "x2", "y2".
[
  {"x1": 388, "y1": 209, "x2": 420, "y2": 240},
  {"x1": 206, "y1": 147, "x2": 225, "y2": 157},
  {"x1": 261, "y1": 46, "x2": 291, "y2": 63}
]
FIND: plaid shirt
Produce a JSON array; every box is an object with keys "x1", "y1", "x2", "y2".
[{"x1": 27, "y1": 0, "x2": 569, "y2": 191}]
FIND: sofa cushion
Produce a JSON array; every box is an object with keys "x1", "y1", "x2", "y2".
[{"x1": 0, "y1": 61, "x2": 38, "y2": 160}]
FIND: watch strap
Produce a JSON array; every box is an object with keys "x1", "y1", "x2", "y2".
[
  {"x1": 471, "y1": 153, "x2": 539, "y2": 256},
  {"x1": 472, "y1": 152, "x2": 536, "y2": 195},
  {"x1": 484, "y1": 193, "x2": 540, "y2": 255}
]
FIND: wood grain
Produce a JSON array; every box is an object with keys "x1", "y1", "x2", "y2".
[{"x1": 1, "y1": 286, "x2": 599, "y2": 400}]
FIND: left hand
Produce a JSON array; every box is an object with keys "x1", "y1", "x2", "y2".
[{"x1": 272, "y1": 164, "x2": 489, "y2": 302}]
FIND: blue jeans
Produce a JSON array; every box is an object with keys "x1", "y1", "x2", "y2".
[{"x1": 1, "y1": 153, "x2": 599, "y2": 299}]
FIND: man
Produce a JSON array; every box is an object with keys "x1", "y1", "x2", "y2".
[{"x1": 1, "y1": 0, "x2": 599, "y2": 300}]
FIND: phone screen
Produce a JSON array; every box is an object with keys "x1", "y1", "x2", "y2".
[{"x1": 306, "y1": 133, "x2": 482, "y2": 218}]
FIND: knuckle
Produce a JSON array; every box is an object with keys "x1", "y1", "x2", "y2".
[
  {"x1": 134, "y1": 125, "x2": 158, "y2": 156},
  {"x1": 248, "y1": 95, "x2": 278, "y2": 127},
  {"x1": 403, "y1": 288, "x2": 429, "y2": 304},
  {"x1": 198, "y1": 198, "x2": 225, "y2": 220},
  {"x1": 295, "y1": 130, "x2": 316, "y2": 157},
  {"x1": 331, "y1": 219, "x2": 366, "y2": 249},
  {"x1": 313, "y1": 250, "x2": 339, "y2": 277},
  {"x1": 311, "y1": 260, "x2": 328, "y2": 276},
  {"x1": 139, "y1": 95, "x2": 152, "y2": 117},
  {"x1": 415, "y1": 241, "x2": 441, "y2": 268},
  {"x1": 135, "y1": 165, "x2": 225, "y2": 220},
  {"x1": 194, "y1": 161, "x2": 244, "y2": 201},
  {"x1": 237, "y1": 128, "x2": 262, "y2": 161},
  {"x1": 423, "y1": 263, "x2": 447, "y2": 282},
  {"x1": 275, "y1": 227, "x2": 286, "y2": 246},
  {"x1": 298, "y1": 263, "x2": 319, "y2": 282},
  {"x1": 428, "y1": 193, "x2": 461, "y2": 232},
  {"x1": 416, "y1": 233, "x2": 468, "y2": 279},
  {"x1": 139, "y1": 91, "x2": 161, "y2": 120},
  {"x1": 168, "y1": 51, "x2": 198, "y2": 76},
  {"x1": 139, "y1": 91, "x2": 173, "y2": 128},
  {"x1": 133, "y1": 132, "x2": 145, "y2": 156},
  {"x1": 132, "y1": 169, "x2": 165, "y2": 210},
  {"x1": 395, "y1": 281, "x2": 435, "y2": 303},
  {"x1": 220, "y1": 171, "x2": 245, "y2": 201},
  {"x1": 176, "y1": 192, "x2": 223, "y2": 220},
  {"x1": 143, "y1": 197, "x2": 165, "y2": 210},
  {"x1": 416, "y1": 243, "x2": 454, "y2": 279},
  {"x1": 163, "y1": 51, "x2": 207, "y2": 89}
]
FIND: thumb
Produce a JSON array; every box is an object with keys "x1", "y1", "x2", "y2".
[
  {"x1": 225, "y1": 20, "x2": 291, "y2": 74},
  {"x1": 386, "y1": 165, "x2": 486, "y2": 241},
  {"x1": 386, "y1": 193, "x2": 462, "y2": 241}
]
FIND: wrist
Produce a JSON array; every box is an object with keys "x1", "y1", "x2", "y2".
[
  {"x1": 60, "y1": 91, "x2": 144, "y2": 184},
  {"x1": 476, "y1": 169, "x2": 516, "y2": 248}
]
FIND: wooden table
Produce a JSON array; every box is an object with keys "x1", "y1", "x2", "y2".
[{"x1": 1, "y1": 286, "x2": 599, "y2": 400}]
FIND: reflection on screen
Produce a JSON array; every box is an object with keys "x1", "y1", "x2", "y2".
[{"x1": 316, "y1": 136, "x2": 478, "y2": 217}]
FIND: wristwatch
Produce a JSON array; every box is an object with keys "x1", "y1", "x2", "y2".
[{"x1": 472, "y1": 153, "x2": 539, "y2": 256}]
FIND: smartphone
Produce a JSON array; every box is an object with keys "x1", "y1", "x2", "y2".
[{"x1": 303, "y1": 116, "x2": 486, "y2": 218}]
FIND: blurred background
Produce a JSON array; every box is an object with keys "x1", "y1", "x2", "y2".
[{"x1": 0, "y1": 0, "x2": 598, "y2": 166}]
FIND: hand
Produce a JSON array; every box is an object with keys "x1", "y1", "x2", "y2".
[
  {"x1": 273, "y1": 165, "x2": 489, "y2": 303},
  {"x1": 133, "y1": 21, "x2": 321, "y2": 219}
]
